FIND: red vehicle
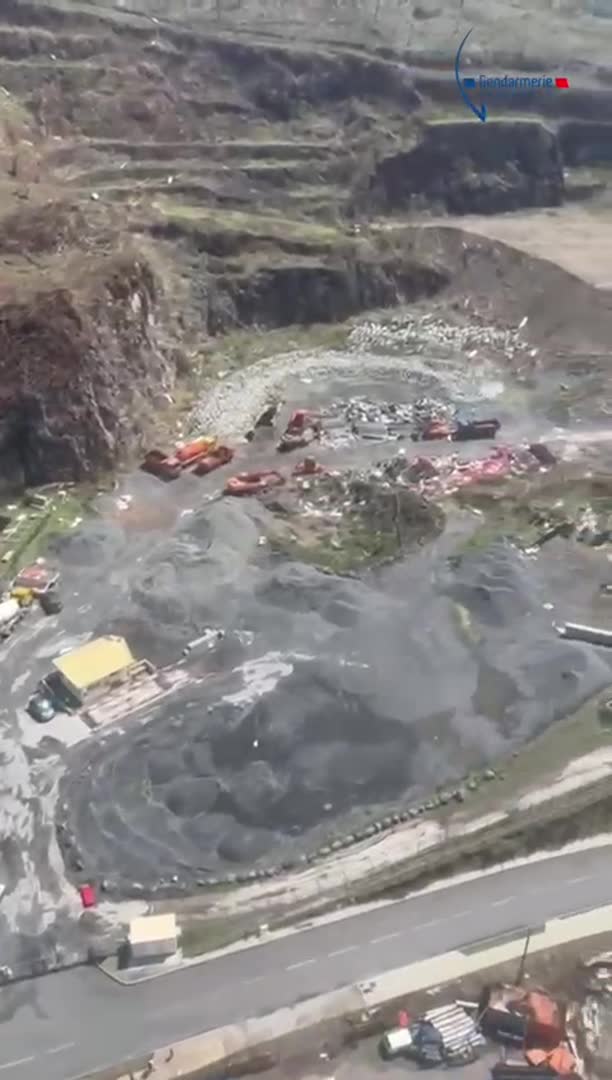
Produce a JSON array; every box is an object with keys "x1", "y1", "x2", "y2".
[
  {"x1": 12, "y1": 563, "x2": 59, "y2": 596},
  {"x1": 224, "y1": 470, "x2": 285, "y2": 496},
  {"x1": 79, "y1": 884, "x2": 97, "y2": 909},
  {"x1": 421, "y1": 419, "x2": 451, "y2": 441},
  {"x1": 286, "y1": 409, "x2": 310, "y2": 433},
  {"x1": 141, "y1": 436, "x2": 218, "y2": 480},
  {"x1": 191, "y1": 445, "x2": 234, "y2": 476}
]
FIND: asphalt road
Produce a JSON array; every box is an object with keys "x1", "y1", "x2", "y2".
[{"x1": 1, "y1": 844, "x2": 611, "y2": 1080}]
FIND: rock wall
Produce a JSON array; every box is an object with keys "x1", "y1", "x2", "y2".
[
  {"x1": 0, "y1": 256, "x2": 175, "y2": 489},
  {"x1": 214, "y1": 256, "x2": 447, "y2": 330},
  {"x1": 559, "y1": 120, "x2": 612, "y2": 164},
  {"x1": 370, "y1": 120, "x2": 565, "y2": 215}
]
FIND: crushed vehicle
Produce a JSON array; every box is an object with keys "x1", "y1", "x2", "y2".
[
  {"x1": 224, "y1": 470, "x2": 285, "y2": 496},
  {"x1": 141, "y1": 436, "x2": 218, "y2": 480},
  {"x1": 277, "y1": 410, "x2": 322, "y2": 453},
  {"x1": 292, "y1": 457, "x2": 326, "y2": 477},
  {"x1": 12, "y1": 562, "x2": 59, "y2": 596},
  {"x1": 452, "y1": 418, "x2": 501, "y2": 442},
  {"x1": 191, "y1": 445, "x2": 234, "y2": 476},
  {"x1": 11, "y1": 562, "x2": 62, "y2": 616}
]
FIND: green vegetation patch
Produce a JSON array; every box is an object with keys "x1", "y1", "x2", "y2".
[
  {"x1": 267, "y1": 474, "x2": 445, "y2": 574},
  {"x1": 0, "y1": 485, "x2": 99, "y2": 574},
  {"x1": 196, "y1": 320, "x2": 352, "y2": 377},
  {"x1": 453, "y1": 469, "x2": 612, "y2": 556},
  {"x1": 152, "y1": 199, "x2": 341, "y2": 248},
  {"x1": 180, "y1": 916, "x2": 255, "y2": 957}
]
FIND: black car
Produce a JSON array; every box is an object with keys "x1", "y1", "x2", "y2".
[{"x1": 27, "y1": 695, "x2": 55, "y2": 723}]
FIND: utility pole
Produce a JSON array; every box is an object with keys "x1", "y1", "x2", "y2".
[{"x1": 516, "y1": 930, "x2": 531, "y2": 985}]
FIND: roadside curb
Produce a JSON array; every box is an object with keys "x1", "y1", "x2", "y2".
[{"x1": 98, "y1": 917, "x2": 335, "y2": 985}]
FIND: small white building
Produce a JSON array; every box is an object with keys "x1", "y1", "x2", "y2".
[{"x1": 128, "y1": 913, "x2": 178, "y2": 964}]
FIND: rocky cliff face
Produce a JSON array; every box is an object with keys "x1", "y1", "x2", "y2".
[
  {"x1": 212, "y1": 256, "x2": 446, "y2": 330},
  {"x1": 370, "y1": 121, "x2": 565, "y2": 215},
  {"x1": 0, "y1": 256, "x2": 175, "y2": 489},
  {"x1": 559, "y1": 120, "x2": 612, "y2": 164}
]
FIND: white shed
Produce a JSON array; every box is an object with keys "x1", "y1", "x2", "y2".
[{"x1": 128, "y1": 913, "x2": 178, "y2": 963}]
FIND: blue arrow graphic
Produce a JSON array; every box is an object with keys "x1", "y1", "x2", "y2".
[{"x1": 455, "y1": 29, "x2": 487, "y2": 122}]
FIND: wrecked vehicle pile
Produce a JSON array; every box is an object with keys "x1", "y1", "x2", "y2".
[
  {"x1": 141, "y1": 436, "x2": 234, "y2": 480},
  {"x1": 397, "y1": 443, "x2": 552, "y2": 498},
  {"x1": 380, "y1": 982, "x2": 581, "y2": 1076},
  {"x1": 312, "y1": 395, "x2": 501, "y2": 447}
]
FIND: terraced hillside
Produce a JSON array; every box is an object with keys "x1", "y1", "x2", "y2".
[{"x1": 1, "y1": 0, "x2": 612, "y2": 487}]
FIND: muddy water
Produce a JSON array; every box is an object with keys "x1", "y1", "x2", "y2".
[{"x1": 1, "y1": 335, "x2": 611, "y2": 956}]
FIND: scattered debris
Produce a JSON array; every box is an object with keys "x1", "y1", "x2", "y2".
[
  {"x1": 380, "y1": 1001, "x2": 485, "y2": 1067},
  {"x1": 254, "y1": 403, "x2": 280, "y2": 429},
  {"x1": 557, "y1": 623, "x2": 612, "y2": 647}
]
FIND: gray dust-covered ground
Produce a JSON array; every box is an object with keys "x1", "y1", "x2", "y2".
[{"x1": 40, "y1": 315, "x2": 612, "y2": 897}]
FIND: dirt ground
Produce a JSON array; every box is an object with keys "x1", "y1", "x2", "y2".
[
  {"x1": 269, "y1": 1042, "x2": 497, "y2": 1080},
  {"x1": 416, "y1": 205, "x2": 612, "y2": 291}
]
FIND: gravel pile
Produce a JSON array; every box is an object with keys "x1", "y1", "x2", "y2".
[
  {"x1": 189, "y1": 313, "x2": 521, "y2": 442},
  {"x1": 322, "y1": 395, "x2": 455, "y2": 429},
  {"x1": 349, "y1": 312, "x2": 534, "y2": 361}
]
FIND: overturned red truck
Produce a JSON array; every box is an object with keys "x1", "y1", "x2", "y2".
[{"x1": 277, "y1": 410, "x2": 322, "y2": 453}]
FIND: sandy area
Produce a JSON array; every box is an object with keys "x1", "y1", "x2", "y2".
[{"x1": 420, "y1": 207, "x2": 612, "y2": 290}]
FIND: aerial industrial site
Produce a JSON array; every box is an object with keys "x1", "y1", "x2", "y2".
[{"x1": 2, "y1": 0, "x2": 612, "y2": 1078}]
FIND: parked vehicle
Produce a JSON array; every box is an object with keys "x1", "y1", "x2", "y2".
[
  {"x1": 421, "y1": 419, "x2": 452, "y2": 440},
  {"x1": 12, "y1": 563, "x2": 59, "y2": 596},
  {"x1": 379, "y1": 1027, "x2": 414, "y2": 1060},
  {"x1": 0, "y1": 598, "x2": 22, "y2": 639},
  {"x1": 40, "y1": 590, "x2": 63, "y2": 616},
  {"x1": 27, "y1": 694, "x2": 55, "y2": 723},
  {"x1": 191, "y1": 445, "x2": 234, "y2": 476},
  {"x1": 141, "y1": 436, "x2": 218, "y2": 480},
  {"x1": 452, "y1": 419, "x2": 501, "y2": 442}
]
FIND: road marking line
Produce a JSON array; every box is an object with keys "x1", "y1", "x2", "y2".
[
  {"x1": 47, "y1": 1043, "x2": 76, "y2": 1055},
  {"x1": 286, "y1": 958, "x2": 316, "y2": 970},
  {"x1": 370, "y1": 932, "x2": 402, "y2": 944},
  {"x1": 492, "y1": 896, "x2": 515, "y2": 907},
  {"x1": 413, "y1": 919, "x2": 440, "y2": 929},
  {"x1": 244, "y1": 974, "x2": 266, "y2": 984},
  {"x1": 450, "y1": 910, "x2": 472, "y2": 919},
  {"x1": 0, "y1": 1057, "x2": 35, "y2": 1071},
  {"x1": 328, "y1": 945, "x2": 358, "y2": 957},
  {"x1": 568, "y1": 875, "x2": 591, "y2": 885}
]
